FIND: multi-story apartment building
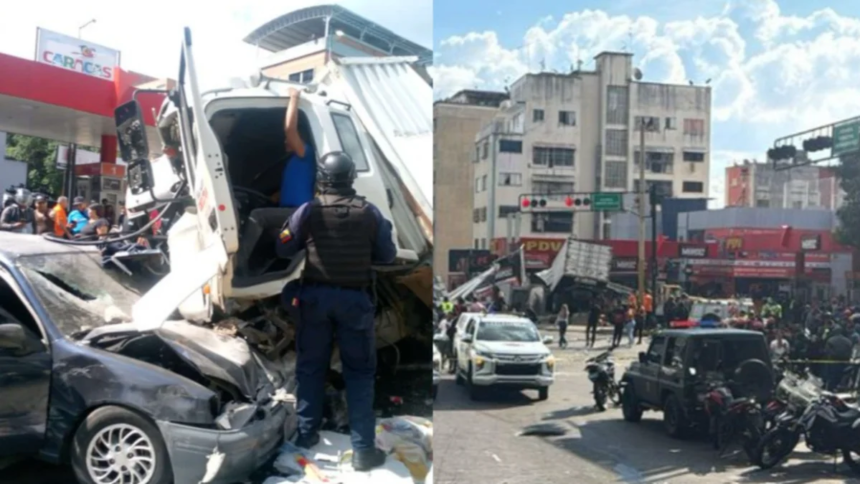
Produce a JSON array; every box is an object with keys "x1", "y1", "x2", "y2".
[
  {"x1": 434, "y1": 90, "x2": 509, "y2": 285},
  {"x1": 472, "y1": 52, "x2": 712, "y2": 248},
  {"x1": 244, "y1": 5, "x2": 432, "y2": 83},
  {"x1": 725, "y1": 161, "x2": 844, "y2": 210}
]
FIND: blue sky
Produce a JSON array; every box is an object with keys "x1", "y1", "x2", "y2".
[{"x1": 432, "y1": 0, "x2": 860, "y2": 206}]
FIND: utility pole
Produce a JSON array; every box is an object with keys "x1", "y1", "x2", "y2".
[
  {"x1": 650, "y1": 184, "x2": 658, "y2": 301},
  {"x1": 637, "y1": 118, "x2": 648, "y2": 314}
]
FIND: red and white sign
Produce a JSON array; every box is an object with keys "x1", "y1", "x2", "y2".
[{"x1": 36, "y1": 27, "x2": 120, "y2": 81}]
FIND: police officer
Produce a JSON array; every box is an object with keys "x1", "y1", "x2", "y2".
[{"x1": 276, "y1": 151, "x2": 397, "y2": 471}]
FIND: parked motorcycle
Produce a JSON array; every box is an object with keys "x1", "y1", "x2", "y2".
[
  {"x1": 698, "y1": 378, "x2": 763, "y2": 459},
  {"x1": 753, "y1": 392, "x2": 860, "y2": 472},
  {"x1": 586, "y1": 351, "x2": 620, "y2": 411}
]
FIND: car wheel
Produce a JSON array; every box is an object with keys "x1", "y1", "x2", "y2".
[
  {"x1": 663, "y1": 395, "x2": 688, "y2": 439},
  {"x1": 621, "y1": 385, "x2": 643, "y2": 423},
  {"x1": 467, "y1": 364, "x2": 482, "y2": 401},
  {"x1": 538, "y1": 387, "x2": 549, "y2": 401},
  {"x1": 71, "y1": 405, "x2": 172, "y2": 484}
]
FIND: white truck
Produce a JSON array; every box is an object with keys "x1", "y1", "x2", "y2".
[{"x1": 116, "y1": 28, "x2": 433, "y2": 351}]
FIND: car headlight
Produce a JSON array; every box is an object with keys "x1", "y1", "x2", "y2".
[{"x1": 475, "y1": 350, "x2": 495, "y2": 359}]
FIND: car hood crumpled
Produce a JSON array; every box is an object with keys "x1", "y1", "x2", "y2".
[{"x1": 154, "y1": 320, "x2": 285, "y2": 401}]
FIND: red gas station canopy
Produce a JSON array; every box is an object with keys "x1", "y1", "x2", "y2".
[{"x1": 0, "y1": 52, "x2": 166, "y2": 155}]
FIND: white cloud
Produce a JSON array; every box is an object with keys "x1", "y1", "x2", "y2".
[{"x1": 0, "y1": 0, "x2": 431, "y2": 92}]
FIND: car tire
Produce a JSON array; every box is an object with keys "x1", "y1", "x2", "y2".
[
  {"x1": 71, "y1": 405, "x2": 173, "y2": 484},
  {"x1": 621, "y1": 384, "x2": 643, "y2": 423},
  {"x1": 663, "y1": 395, "x2": 688, "y2": 439},
  {"x1": 467, "y1": 364, "x2": 482, "y2": 401},
  {"x1": 538, "y1": 387, "x2": 549, "y2": 401}
]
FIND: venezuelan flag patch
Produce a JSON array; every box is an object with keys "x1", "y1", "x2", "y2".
[{"x1": 279, "y1": 228, "x2": 292, "y2": 243}]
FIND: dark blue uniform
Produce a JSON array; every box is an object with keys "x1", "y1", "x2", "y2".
[{"x1": 277, "y1": 198, "x2": 396, "y2": 450}]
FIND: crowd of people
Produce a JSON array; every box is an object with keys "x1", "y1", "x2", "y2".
[{"x1": 0, "y1": 187, "x2": 127, "y2": 240}]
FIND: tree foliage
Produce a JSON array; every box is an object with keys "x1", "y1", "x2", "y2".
[
  {"x1": 835, "y1": 153, "x2": 860, "y2": 248},
  {"x1": 5, "y1": 134, "x2": 99, "y2": 197}
]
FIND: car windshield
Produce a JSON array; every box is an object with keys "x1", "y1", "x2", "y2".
[
  {"x1": 476, "y1": 321, "x2": 540, "y2": 342},
  {"x1": 18, "y1": 252, "x2": 142, "y2": 336}
]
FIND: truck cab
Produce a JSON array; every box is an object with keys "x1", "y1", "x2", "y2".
[{"x1": 117, "y1": 28, "x2": 431, "y2": 343}]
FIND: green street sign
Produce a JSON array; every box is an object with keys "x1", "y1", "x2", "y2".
[
  {"x1": 833, "y1": 121, "x2": 860, "y2": 156},
  {"x1": 591, "y1": 192, "x2": 623, "y2": 211}
]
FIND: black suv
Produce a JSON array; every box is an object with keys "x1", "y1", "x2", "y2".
[{"x1": 620, "y1": 329, "x2": 773, "y2": 437}]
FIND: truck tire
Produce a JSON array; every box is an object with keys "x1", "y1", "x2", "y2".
[
  {"x1": 538, "y1": 387, "x2": 549, "y2": 401},
  {"x1": 663, "y1": 395, "x2": 688, "y2": 439},
  {"x1": 621, "y1": 384, "x2": 643, "y2": 423},
  {"x1": 467, "y1": 364, "x2": 482, "y2": 401}
]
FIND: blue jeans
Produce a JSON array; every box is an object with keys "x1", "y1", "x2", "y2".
[
  {"x1": 289, "y1": 284, "x2": 377, "y2": 450},
  {"x1": 625, "y1": 321, "x2": 636, "y2": 346}
]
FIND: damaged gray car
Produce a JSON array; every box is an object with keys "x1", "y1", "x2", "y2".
[{"x1": 0, "y1": 232, "x2": 292, "y2": 484}]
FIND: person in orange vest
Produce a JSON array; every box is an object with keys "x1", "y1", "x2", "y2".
[{"x1": 640, "y1": 291, "x2": 654, "y2": 344}]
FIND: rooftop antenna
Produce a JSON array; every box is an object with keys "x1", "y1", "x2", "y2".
[
  {"x1": 577, "y1": 58, "x2": 583, "y2": 72},
  {"x1": 622, "y1": 27, "x2": 633, "y2": 52},
  {"x1": 539, "y1": 58, "x2": 546, "y2": 72}
]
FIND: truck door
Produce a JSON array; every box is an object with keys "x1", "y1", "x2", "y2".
[
  {"x1": 659, "y1": 336, "x2": 685, "y2": 395},
  {"x1": 176, "y1": 27, "x2": 238, "y2": 309}
]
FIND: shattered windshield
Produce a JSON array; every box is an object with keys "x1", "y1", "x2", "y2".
[{"x1": 17, "y1": 252, "x2": 141, "y2": 336}]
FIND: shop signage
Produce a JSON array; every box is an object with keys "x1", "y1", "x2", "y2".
[
  {"x1": 800, "y1": 234, "x2": 821, "y2": 251},
  {"x1": 724, "y1": 236, "x2": 743, "y2": 252},
  {"x1": 678, "y1": 244, "x2": 707, "y2": 258},
  {"x1": 612, "y1": 258, "x2": 638, "y2": 271},
  {"x1": 35, "y1": 27, "x2": 120, "y2": 81}
]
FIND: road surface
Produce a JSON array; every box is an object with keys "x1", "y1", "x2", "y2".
[{"x1": 434, "y1": 325, "x2": 860, "y2": 484}]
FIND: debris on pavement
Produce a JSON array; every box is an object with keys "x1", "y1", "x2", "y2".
[
  {"x1": 517, "y1": 422, "x2": 568, "y2": 437},
  {"x1": 375, "y1": 416, "x2": 433, "y2": 483},
  {"x1": 269, "y1": 430, "x2": 417, "y2": 483}
]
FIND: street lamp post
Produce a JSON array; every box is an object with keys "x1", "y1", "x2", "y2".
[
  {"x1": 78, "y1": 19, "x2": 96, "y2": 38},
  {"x1": 637, "y1": 117, "x2": 648, "y2": 316}
]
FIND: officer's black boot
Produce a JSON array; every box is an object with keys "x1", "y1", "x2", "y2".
[
  {"x1": 295, "y1": 432, "x2": 320, "y2": 449},
  {"x1": 352, "y1": 448, "x2": 386, "y2": 471}
]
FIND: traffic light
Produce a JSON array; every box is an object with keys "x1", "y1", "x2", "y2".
[
  {"x1": 767, "y1": 145, "x2": 798, "y2": 161},
  {"x1": 802, "y1": 136, "x2": 833, "y2": 153},
  {"x1": 519, "y1": 194, "x2": 592, "y2": 212}
]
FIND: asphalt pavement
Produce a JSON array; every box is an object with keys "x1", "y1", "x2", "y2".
[{"x1": 434, "y1": 325, "x2": 860, "y2": 484}]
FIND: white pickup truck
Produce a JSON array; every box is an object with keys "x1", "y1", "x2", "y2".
[{"x1": 117, "y1": 28, "x2": 433, "y2": 350}]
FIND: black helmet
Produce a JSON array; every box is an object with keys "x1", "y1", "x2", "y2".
[{"x1": 318, "y1": 152, "x2": 356, "y2": 187}]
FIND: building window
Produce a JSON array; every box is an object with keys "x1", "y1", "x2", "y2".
[
  {"x1": 533, "y1": 146, "x2": 575, "y2": 168},
  {"x1": 474, "y1": 239, "x2": 479, "y2": 249},
  {"x1": 682, "y1": 151, "x2": 706, "y2": 162},
  {"x1": 634, "y1": 151, "x2": 674, "y2": 174},
  {"x1": 605, "y1": 161, "x2": 628, "y2": 188},
  {"x1": 683, "y1": 119, "x2": 705, "y2": 136},
  {"x1": 482, "y1": 175, "x2": 488, "y2": 191},
  {"x1": 558, "y1": 111, "x2": 576, "y2": 126},
  {"x1": 606, "y1": 86, "x2": 629, "y2": 125},
  {"x1": 532, "y1": 213, "x2": 573, "y2": 233},
  {"x1": 481, "y1": 238, "x2": 487, "y2": 249},
  {"x1": 682, "y1": 181, "x2": 704, "y2": 193},
  {"x1": 499, "y1": 139, "x2": 523, "y2": 153},
  {"x1": 481, "y1": 142, "x2": 489, "y2": 159},
  {"x1": 756, "y1": 199, "x2": 769, "y2": 208},
  {"x1": 288, "y1": 68, "x2": 314, "y2": 84},
  {"x1": 634, "y1": 180, "x2": 673, "y2": 198},
  {"x1": 665, "y1": 117, "x2": 677, "y2": 130},
  {"x1": 533, "y1": 181, "x2": 575, "y2": 195},
  {"x1": 605, "y1": 129, "x2": 628, "y2": 157},
  {"x1": 499, "y1": 172, "x2": 522, "y2": 186},
  {"x1": 533, "y1": 109, "x2": 545, "y2": 122},
  {"x1": 634, "y1": 116, "x2": 660, "y2": 131},
  {"x1": 473, "y1": 209, "x2": 479, "y2": 222},
  {"x1": 499, "y1": 205, "x2": 519, "y2": 218},
  {"x1": 481, "y1": 207, "x2": 488, "y2": 222}
]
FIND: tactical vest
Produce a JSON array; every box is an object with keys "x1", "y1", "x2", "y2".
[{"x1": 303, "y1": 193, "x2": 377, "y2": 288}]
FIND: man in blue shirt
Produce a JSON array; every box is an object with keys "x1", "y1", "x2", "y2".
[
  {"x1": 67, "y1": 196, "x2": 90, "y2": 236},
  {"x1": 235, "y1": 87, "x2": 316, "y2": 277},
  {"x1": 277, "y1": 152, "x2": 396, "y2": 471},
  {"x1": 279, "y1": 87, "x2": 316, "y2": 208}
]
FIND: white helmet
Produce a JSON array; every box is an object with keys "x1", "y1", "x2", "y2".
[{"x1": 14, "y1": 188, "x2": 32, "y2": 206}]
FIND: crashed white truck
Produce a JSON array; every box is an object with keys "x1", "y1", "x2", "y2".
[{"x1": 37, "y1": 28, "x2": 431, "y2": 484}]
